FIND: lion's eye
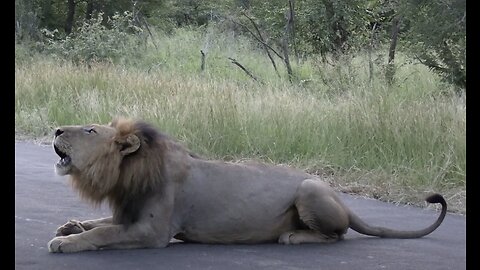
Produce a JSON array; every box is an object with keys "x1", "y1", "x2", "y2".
[{"x1": 84, "y1": 128, "x2": 97, "y2": 134}]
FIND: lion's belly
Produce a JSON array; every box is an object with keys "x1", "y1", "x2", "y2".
[
  {"x1": 171, "y1": 160, "x2": 310, "y2": 244},
  {"x1": 176, "y1": 207, "x2": 301, "y2": 244}
]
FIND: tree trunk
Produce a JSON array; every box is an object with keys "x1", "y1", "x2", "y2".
[
  {"x1": 283, "y1": 3, "x2": 294, "y2": 82},
  {"x1": 282, "y1": 37, "x2": 293, "y2": 82},
  {"x1": 288, "y1": 0, "x2": 299, "y2": 64},
  {"x1": 85, "y1": 0, "x2": 94, "y2": 20},
  {"x1": 368, "y1": 23, "x2": 377, "y2": 84},
  {"x1": 322, "y1": 0, "x2": 348, "y2": 57},
  {"x1": 41, "y1": 0, "x2": 52, "y2": 27},
  {"x1": 386, "y1": 16, "x2": 401, "y2": 85},
  {"x1": 65, "y1": 0, "x2": 76, "y2": 35}
]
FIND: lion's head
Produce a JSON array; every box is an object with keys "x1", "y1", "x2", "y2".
[
  {"x1": 53, "y1": 118, "x2": 177, "y2": 206},
  {"x1": 54, "y1": 122, "x2": 125, "y2": 177}
]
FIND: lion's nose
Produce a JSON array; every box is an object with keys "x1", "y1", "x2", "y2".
[{"x1": 55, "y1": 128, "x2": 64, "y2": 137}]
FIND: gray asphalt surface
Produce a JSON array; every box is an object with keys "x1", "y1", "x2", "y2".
[{"x1": 15, "y1": 141, "x2": 466, "y2": 270}]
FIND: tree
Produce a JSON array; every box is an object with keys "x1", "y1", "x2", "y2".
[
  {"x1": 402, "y1": 0, "x2": 466, "y2": 92},
  {"x1": 15, "y1": 0, "x2": 40, "y2": 41},
  {"x1": 15, "y1": 0, "x2": 466, "y2": 92},
  {"x1": 293, "y1": 0, "x2": 369, "y2": 57},
  {"x1": 385, "y1": 15, "x2": 401, "y2": 84},
  {"x1": 85, "y1": 0, "x2": 94, "y2": 20},
  {"x1": 65, "y1": 0, "x2": 76, "y2": 35}
]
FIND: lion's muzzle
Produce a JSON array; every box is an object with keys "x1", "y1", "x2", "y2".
[{"x1": 53, "y1": 140, "x2": 73, "y2": 176}]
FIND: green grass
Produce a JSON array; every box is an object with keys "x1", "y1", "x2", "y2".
[{"x1": 15, "y1": 28, "x2": 466, "y2": 213}]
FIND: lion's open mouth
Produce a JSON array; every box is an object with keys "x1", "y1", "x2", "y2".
[{"x1": 54, "y1": 145, "x2": 72, "y2": 167}]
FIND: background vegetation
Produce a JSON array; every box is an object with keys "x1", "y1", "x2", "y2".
[{"x1": 15, "y1": 0, "x2": 465, "y2": 213}]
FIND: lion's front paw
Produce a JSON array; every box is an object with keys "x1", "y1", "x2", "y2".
[
  {"x1": 48, "y1": 236, "x2": 96, "y2": 253},
  {"x1": 48, "y1": 237, "x2": 66, "y2": 253},
  {"x1": 56, "y1": 220, "x2": 86, "y2": 236}
]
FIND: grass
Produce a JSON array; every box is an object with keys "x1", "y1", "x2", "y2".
[{"x1": 15, "y1": 27, "x2": 466, "y2": 213}]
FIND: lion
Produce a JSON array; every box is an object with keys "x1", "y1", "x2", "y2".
[{"x1": 48, "y1": 118, "x2": 447, "y2": 253}]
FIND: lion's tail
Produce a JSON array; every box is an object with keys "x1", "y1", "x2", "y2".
[{"x1": 348, "y1": 193, "x2": 447, "y2": 238}]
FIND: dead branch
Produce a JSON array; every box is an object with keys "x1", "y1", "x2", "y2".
[
  {"x1": 241, "y1": 12, "x2": 280, "y2": 77},
  {"x1": 200, "y1": 50, "x2": 206, "y2": 72},
  {"x1": 228, "y1": 57, "x2": 262, "y2": 83},
  {"x1": 131, "y1": 1, "x2": 158, "y2": 50},
  {"x1": 414, "y1": 55, "x2": 447, "y2": 73},
  {"x1": 229, "y1": 18, "x2": 284, "y2": 60}
]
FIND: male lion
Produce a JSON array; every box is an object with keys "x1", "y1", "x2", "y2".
[{"x1": 48, "y1": 118, "x2": 446, "y2": 253}]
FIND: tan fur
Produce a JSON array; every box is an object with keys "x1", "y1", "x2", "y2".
[
  {"x1": 59, "y1": 118, "x2": 176, "y2": 205},
  {"x1": 48, "y1": 118, "x2": 446, "y2": 253}
]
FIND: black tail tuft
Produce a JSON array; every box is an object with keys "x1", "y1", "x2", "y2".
[{"x1": 425, "y1": 193, "x2": 446, "y2": 206}]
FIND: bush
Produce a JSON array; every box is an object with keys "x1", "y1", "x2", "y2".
[
  {"x1": 15, "y1": 0, "x2": 41, "y2": 42},
  {"x1": 39, "y1": 12, "x2": 144, "y2": 65}
]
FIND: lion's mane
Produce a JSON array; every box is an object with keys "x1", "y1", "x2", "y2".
[{"x1": 69, "y1": 118, "x2": 191, "y2": 224}]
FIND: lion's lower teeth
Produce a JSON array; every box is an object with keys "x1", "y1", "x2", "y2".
[{"x1": 60, "y1": 157, "x2": 71, "y2": 166}]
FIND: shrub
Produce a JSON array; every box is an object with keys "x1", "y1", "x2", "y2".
[{"x1": 39, "y1": 11, "x2": 144, "y2": 65}]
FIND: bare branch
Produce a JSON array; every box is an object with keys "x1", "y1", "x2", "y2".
[
  {"x1": 141, "y1": 18, "x2": 158, "y2": 50},
  {"x1": 414, "y1": 55, "x2": 447, "y2": 73},
  {"x1": 200, "y1": 50, "x2": 206, "y2": 72},
  {"x1": 131, "y1": 1, "x2": 158, "y2": 50},
  {"x1": 229, "y1": 18, "x2": 284, "y2": 60},
  {"x1": 242, "y1": 12, "x2": 280, "y2": 77},
  {"x1": 228, "y1": 57, "x2": 262, "y2": 83}
]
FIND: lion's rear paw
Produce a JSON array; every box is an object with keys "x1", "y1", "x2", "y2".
[
  {"x1": 278, "y1": 232, "x2": 295, "y2": 245},
  {"x1": 278, "y1": 230, "x2": 340, "y2": 245},
  {"x1": 55, "y1": 220, "x2": 86, "y2": 236}
]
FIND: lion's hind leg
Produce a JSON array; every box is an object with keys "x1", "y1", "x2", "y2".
[{"x1": 278, "y1": 179, "x2": 349, "y2": 245}]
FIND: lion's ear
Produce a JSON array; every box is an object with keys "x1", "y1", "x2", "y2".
[{"x1": 119, "y1": 134, "x2": 141, "y2": 156}]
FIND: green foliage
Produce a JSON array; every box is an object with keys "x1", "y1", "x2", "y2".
[
  {"x1": 165, "y1": 0, "x2": 215, "y2": 26},
  {"x1": 401, "y1": 0, "x2": 466, "y2": 92},
  {"x1": 17, "y1": 0, "x2": 466, "y2": 90},
  {"x1": 15, "y1": 0, "x2": 41, "y2": 41},
  {"x1": 296, "y1": 0, "x2": 370, "y2": 55},
  {"x1": 244, "y1": 0, "x2": 370, "y2": 56},
  {"x1": 39, "y1": 12, "x2": 144, "y2": 65},
  {"x1": 15, "y1": 43, "x2": 40, "y2": 65}
]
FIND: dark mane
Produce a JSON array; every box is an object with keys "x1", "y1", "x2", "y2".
[
  {"x1": 109, "y1": 119, "x2": 198, "y2": 225},
  {"x1": 134, "y1": 120, "x2": 160, "y2": 147},
  {"x1": 71, "y1": 118, "x2": 199, "y2": 225},
  {"x1": 134, "y1": 120, "x2": 201, "y2": 159}
]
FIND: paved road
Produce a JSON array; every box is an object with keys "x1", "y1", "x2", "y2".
[{"x1": 15, "y1": 142, "x2": 466, "y2": 270}]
